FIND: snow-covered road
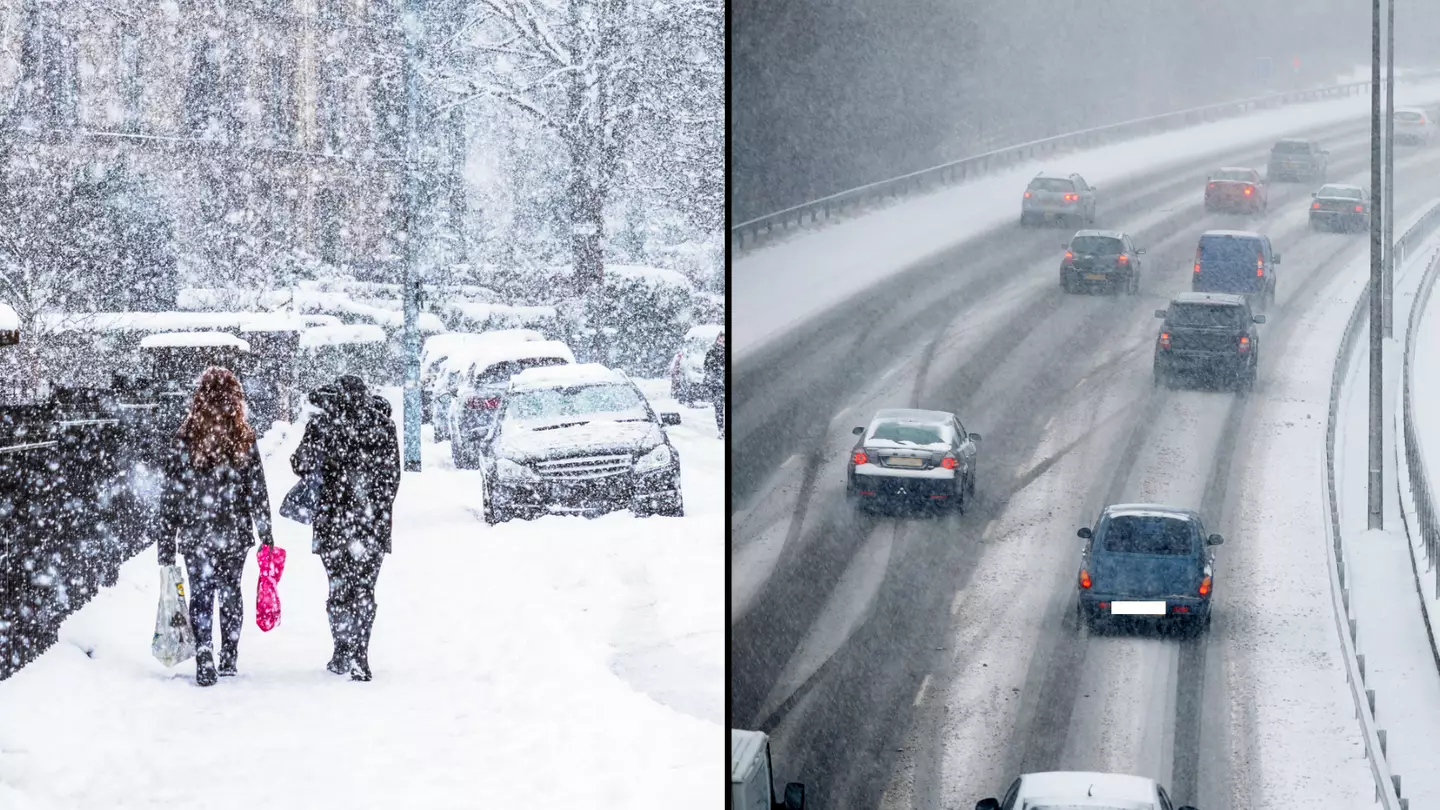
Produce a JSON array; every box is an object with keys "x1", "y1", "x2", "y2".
[{"x1": 0, "y1": 380, "x2": 721, "y2": 810}]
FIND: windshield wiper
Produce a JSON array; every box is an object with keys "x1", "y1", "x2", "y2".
[{"x1": 532, "y1": 420, "x2": 590, "y2": 431}]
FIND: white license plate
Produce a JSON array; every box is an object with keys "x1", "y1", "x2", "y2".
[
  {"x1": 1084, "y1": 273, "x2": 1107, "y2": 281},
  {"x1": 887, "y1": 457, "x2": 924, "y2": 468},
  {"x1": 1110, "y1": 601, "x2": 1167, "y2": 615}
]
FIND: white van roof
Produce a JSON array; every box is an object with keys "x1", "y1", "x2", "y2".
[{"x1": 731, "y1": 729, "x2": 768, "y2": 784}]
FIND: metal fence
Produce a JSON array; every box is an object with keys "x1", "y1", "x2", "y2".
[
  {"x1": 1401, "y1": 232, "x2": 1440, "y2": 603},
  {"x1": 733, "y1": 69, "x2": 1440, "y2": 253}
]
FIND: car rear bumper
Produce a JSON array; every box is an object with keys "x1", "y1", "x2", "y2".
[
  {"x1": 1064, "y1": 267, "x2": 1128, "y2": 285},
  {"x1": 1268, "y1": 163, "x2": 1319, "y2": 177},
  {"x1": 1079, "y1": 593, "x2": 1210, "y2": 620},
  {"x1": 1204, "y1": 195, "x2": 1261, "y2": 210},
  {"x1": 492, "y1": 468, "x2": 681, "y2": 516},
  {"x1": 1157, "y1": 352, "x2": 1248, "y2": 373},
  {"x1": 1023, "y1": 203, "x2": 1081, "y2": 216},
  {"x1": 850, "y1": 468, "x2": 957, "y2": 502},
  {"x1": 1311, "y1": 211, "x2": 1368, "y2": 227}
]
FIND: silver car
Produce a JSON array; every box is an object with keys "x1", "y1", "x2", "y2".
[
  {"x1": 976, "y1": 771, "x2": 1199, "y2": 810},
  {"x1": 1394, "y1": 107, "x2": 1435, "y2": 146},
  {"x1": 845, "y1": 408, "x2": 980, "y2": 513},
  {"x1": 1021, "y1": 172, "x2": 1098, "y2": 228}
]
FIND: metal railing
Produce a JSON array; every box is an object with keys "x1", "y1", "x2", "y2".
[
  {"x1": 1401, "y1": 232, "x2": 1440, "y2": 605},
  {"x1": 733, "y1": 69, "x2": 1440, "y2": 253},
  {"x1": 1325, "y1": 198, "x2": 1440, "y2": 810}
]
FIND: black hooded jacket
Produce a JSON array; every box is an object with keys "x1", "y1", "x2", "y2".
[
  {"x1": 157, "y1": 439, "x2": 273, "y2": 562},
  {"x1": 703, "y1": 336, "x2": 725, "y2": 394},
  {"x1": 291, "y1": 376, "x2": 401, "y2": 555}
]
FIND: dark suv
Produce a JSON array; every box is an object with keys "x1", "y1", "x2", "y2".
[
  {"x1": 1059, "y1": 230, "x2": 1144, "y2": 295},
  {"x1": 1153, "y1": 293, "x2": 1265, "y2": 390},
  {"x1": 1267, "y1": 139, "x2": 1328, "y2": 182}
]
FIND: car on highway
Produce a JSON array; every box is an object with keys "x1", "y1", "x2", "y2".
[
  {"x1": 1266, "y1": 138, "x2": 1328, "y2": 182},
  {"x1": 1309, "y1": 183, "x2": 1371, "y2": 232},
  {"x1": 1393, "y1": 107, "x2": 1436, "y2": 145},
  {"x1": 1059, "y1": 230, "x2": 1144, "y2": 295},
  {"x1": 1020, "y1": 172, "x2": 1097, "y2": 228},
  {"x1": 732, "y1": 729, "x2": 806, "y2": 810},
  {"x1": 846, "y1": 408, "x2": 980, "y2": 513},
  {"x1": 476, "y1": 363, "x2": 683, "y2": 523},
  {"x1": 1075, "y1": 504, "x2": 1223, "y2": 635},
  {"x1": 1189, "y1": 229, "x2": 1277, "y2": 310},
  {"x1": 976, "y1": 770, "x2": 1200, "y2": 810},
  {"x1": 1153, "y1": 293, "x2": 1265, "y2": 391},
  {"x1": 1203, "y1": 166, "x2": 1267, "y2": 214}
]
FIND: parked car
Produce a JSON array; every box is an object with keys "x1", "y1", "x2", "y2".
[
  {"x1": 1394, "y1": 107, "x2": 1436, "y2": 145},
  {"x1": 976, "y1": 771, "x2": 1199, "y2": 810},
  {"x1": 1309, "y1": 184, "x2": 1371, "y2": 233},
  {"x1": 1020, "y1": 172, "x2": 1097, "y2": 227},
  {"x1": 1153, "y1": 293, "x2": 1265, "y2": 391},
  {"x1": 429, "y1": 362, "x2": 465, "y2": 442},
  {"x1": 846, "y1": 408, "x2": 980, "y2": 514},
  {"x1": 1203, "y1": 166, "x2": 1267, "y2": 214},
  {"x1": 477, "y1": 363, "x2": 684, "y2": 523},
  {"x1": 1190, "y1": 229, "x2": 1277, "y2": 310},
  {"x1": 1059, "y1": 229, "x2": 1144, "y2": 295},
  {"x1": 1076, "y1": 503, "x2": 1223, "y2": 635},
  {"x1": 447, "y1": 339, "x2": 576, "y2": 469},
  {"x1": 669, "y1": 324, "x2": 723, "y2": 405},
  {"x1": 421, "y1": 329, "x2": 544, "y2": 422},
  {"x1": 1266, "y1": 138, "x2": 1328, "y2": 182},
  {"x1": 297, "y1": 324, "x2": 390, "y2": 392}
]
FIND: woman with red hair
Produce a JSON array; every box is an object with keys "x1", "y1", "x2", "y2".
[{"x1": 156, "y1": 366, "x2": 275, "y2": 687}]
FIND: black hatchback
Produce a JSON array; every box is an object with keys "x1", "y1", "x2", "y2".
[{"x1": 1076, "y1": 504, "x2": 1223, "y2": 634}]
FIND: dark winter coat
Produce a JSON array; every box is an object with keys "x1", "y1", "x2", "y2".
[
  {"x1": 290, "y1": 376, "x2": 401, "y2": 555},
  {"x1": 156, "y1": 439, "x2": 273, "y2": 562},
  {"x1": 702, "y1": 337, "x2": 725, "y2": 396}
]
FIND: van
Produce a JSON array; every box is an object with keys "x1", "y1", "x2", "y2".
[
  {"x1": 1190, "y1": 230, "x2": 1278, "y2": 310},
  {"x1": 731, "y1": 729, "x2": 806, "y2": 810}
]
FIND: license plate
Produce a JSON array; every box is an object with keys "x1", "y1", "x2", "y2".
[
  {"x1": 1111, "y1": 601, "x2": 1167, "y2": 615},
  {"x1": 887, "y1": 457, "x2": 924, "y2": 468},
  {"x1": 1084, "y1": 273, "x2": 1107, "y2": 281}
]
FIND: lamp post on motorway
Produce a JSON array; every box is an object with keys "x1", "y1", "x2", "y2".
[
  {"x1": 400, "y1": 1, "x2": 424, "y2": 473},
  {"x1": 1368, "y1": 0, "x2": 1384, "y2": 530},
  {"x1": 1383, "y1": 0, "x2": 1396, "y2": 339}
]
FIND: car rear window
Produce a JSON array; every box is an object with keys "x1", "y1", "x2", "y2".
[
  {"x1": 1028, "y1": 178, "x2": 1075, "y2": 192},
  {"x1": 1069, "y1": 236, "x2": 1124, "y2": 255},
  {"x1": 1166, "y1": 303, "x2": 1247, "y2": 329},
  {"x1": 1318, "y1": 185, "x2": 1362, "y2": 199},
  {"x1": 1199, "y1": 235, "x2": 1263, "y2": 266},
  {"x1": 870, "y1": 421, "x2": 945, "y2": 446},
  {"x1": 1101, "y1": 515, "x2": 1195, "y2": 555},
  {"x1": 1212, "y1": 169, "x2": 1255, "y2": 182},
  {"x1": 474, "y1": 356, "x2": 568, "y2": 385},
  {"x1": 1396, "y1": 111, "x2": 1425, "y2": 123},
  {"x1": 1271, "y1": 141, "x2": 1311, "y2": 154}
]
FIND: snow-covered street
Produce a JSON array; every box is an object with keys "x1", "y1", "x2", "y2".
[{"x1": 0, "y1": 380, "x2": 722, "y2": 810}]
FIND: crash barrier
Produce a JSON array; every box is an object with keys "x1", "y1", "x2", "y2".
[
  {"x1": 1325, "y1": 199, "x2": 1440, "y2": 810},
  {"x1": 0, "y1": 389, "x2": 172, "y2": 680},
  {"x1": 733, "y1": 69, "x2": 1440, "y2": 253},
  {"x1": 1399, "y1": 234, "x2": 1440, "y2": 664}
]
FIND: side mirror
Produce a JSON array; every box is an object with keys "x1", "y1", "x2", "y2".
[
  {"x1": 968, "y1": 432, "x2": 982, "y2": 442},
  {"x1": 976, "y1": 800, "x2": 1002, "y2": 810},
  {"x1": 783, "y1": 783, "x2": 806, "y2": 810},
  {"x1": 1061, "y1": 243, "x2": 1071, "y2": 249},
  {"x1": 852, "y1": 426, "x2": 865, "y2": 435},
  {"x1": 1208, "y1": 533, "x2": 1224, "y2": 545},
  {"x1": 660, "y1": 412, "x2": 682, "y2": 426},
  {"x1": 1253, "y1": 315, "x2": 1266, "y2": 324},
  {"x1": 1135, "y1": 248, "x2": 1146, "y2": 255},
  {"x1": 1154, "y1": 309, "x2": 1167, "y2": 319},
  {"x1": 1311, "y1": 192, "x2": 1318, "y2": 198},
  {"x1": 1078, "y1": 527, "x2": 1093, "y2": 539}
]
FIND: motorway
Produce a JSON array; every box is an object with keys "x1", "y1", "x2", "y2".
[{"x1": 731, "y1": 118, "x2": 1440, "y2": 809}]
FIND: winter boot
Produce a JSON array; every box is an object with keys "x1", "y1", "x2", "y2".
[
  {"x1": 218, "y1": 641, "x2": 238, "y2": 677},
  {"x1": 349, "y1": 605, "x2": 374, "y2": 682},
  {"x1": 326, "y1": 605, "x2": 353, "y2": 675},
  {"x1": 195, "y1": 649, "x2": 218, "y2": 687}
]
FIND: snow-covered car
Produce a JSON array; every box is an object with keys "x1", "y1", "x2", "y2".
[
  {"x1": 476, "y1": 363, "x2": 684, "y2": 523},
  {"x1": 1266, "y1": 138, "x2": 1328, "y2": 182},
  {"x1": 447, "y1": 339, "x2": 576, "y2": 469},
  {"x1": 669, "y1": 323, "x2": 723, "y2": 405},
  {"x1": 1203, "y1": 166, "x2": 1267, "y2": 214},
  {"x1": 845, "y1": 408, "x2": 980, "y2": 513},
  {"x1": 421, "y1": 329, "x2": 545, "y2": 422},
  {"x1": 1309, "y1": 184, "x2": 1371, "y2": 233},
  {"x1": 1020, "y1": 172, "x2": 1097, "y2": 227},
  {"x1": 297, "y1": 324, "x2": 389, "y2": 392},
  {"x1": 975, "y1": 770, "x2": 1199, "y2": 810},
  {"x1": 1394, "y1": 107, "x2": 1436, "y2": 145}
]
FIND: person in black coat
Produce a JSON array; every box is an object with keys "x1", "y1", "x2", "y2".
[
  {"x1": 703, "y1": 331, "x2": 725, "y2": 438},
  {"x1": 291, "y1": 374, "x2": 400, "y2": 682},
  {"x1": 156, "y1": 366, "x2": 274, "y2": 687}
]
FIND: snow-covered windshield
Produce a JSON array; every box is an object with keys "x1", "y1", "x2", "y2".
[
  {"x1": 507, "y1": 383, "x2": 649, "y2": 424},
  {"x1": 1101, "y1": 515, "x2": 1195, "y2": 555}
]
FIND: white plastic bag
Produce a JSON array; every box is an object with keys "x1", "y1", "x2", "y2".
[{"x1": 152, "y1": 563, "x2": 196, "y2": 668}]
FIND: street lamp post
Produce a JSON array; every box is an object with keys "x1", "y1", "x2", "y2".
[
  {"x1": 400, "y1": 2, "x2": 423, "y2": 473},
  {"x1": 1383, "y1": 0, "x2": 1396, "y2": 339},
  {"x1": 1368, "y1": 0, "x2": 1384, "y2": 530}
]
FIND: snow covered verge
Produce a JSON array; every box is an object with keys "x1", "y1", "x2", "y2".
[
  {"x1": 0, "y1": 380, "x2": 721, "y2": 809},
  {"x1": 735, "y1": 78, "x2": 1440, "y2": 362}
]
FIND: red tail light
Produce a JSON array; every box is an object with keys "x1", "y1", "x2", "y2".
[
  {"x1": 1238, "y1": 335, "x2": 1250, "y2": 353},
  {"x1": 1063, "y1": 193, "x2": 1078, "y2": 202},
  {"x1": 466, "y1": 396, "x2": 500, "y2": 409},
  {"x1": 1207, "y1": 183, "x2": 1216, "y2": 189},
  {"x1": 1080, "y1": 570, "x2": 1092, "y2": 589},
  {"x1": 1256, "y1": 255, "x2": 1265, "y2": 277},
  {"x1": 1199, "y1": 575, "x2": 1212, "y2": 597},
  {"x1": 1355, "y1": 204, "x2": 1365, "y2": 213},
  {"x1": 1159, "y1": 332, "x2": 1171, "y2": 349},
  {"x1": 1194, "y1": 246, "x2": 1202, "y2": 275},
  {"x1": 1024, "y1": 191, "x2": 1032, "y2": 198},
  {"x1": 852, "y1": 451, "x2": 868, "y2": 465},
  {"x1": 1312, "y1": 201, "x2": 1321, "y2": 210},
  {"x1": 1117, "y1": 254, "x2": 1129, "y2": 265},
  {"x1": 1243, "y1": 186, "x2": 1254, "y2": 196},
  {"x1": 1064, "y1": 250, "x2": 1074, "y2": 262},
  {"x1": 940, "y1": 456, "x2": 958, "y2": 470}
]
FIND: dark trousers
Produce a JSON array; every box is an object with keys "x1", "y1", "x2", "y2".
[
  {"x1": 711, "y1": 386, "x2": 725, "y2": 435},
  {"x1": 183, "y1": 546, "x2": 248, "y2": 661},
  {"x1": 321, "y1": 545, "x2": 384, "y2": 655}
]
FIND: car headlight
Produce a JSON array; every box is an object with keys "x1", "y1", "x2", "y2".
[
  {"x1": 495, "y1": 458, "x2": 538, "y2": 482},
  {"x1": 634, "y1": 444, "x2": 674, "y2": 473}
]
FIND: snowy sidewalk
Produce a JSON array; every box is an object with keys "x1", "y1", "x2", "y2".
[
  {"x1": 1335, "y1": 231, "x2": 1440, "y2": 807},
  {"x1": 0, "y1": 380, "x2": 722, "y2": 810}
]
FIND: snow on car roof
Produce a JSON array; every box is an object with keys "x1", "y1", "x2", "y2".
[
  {"x1": 1018, "y1": 771, "x2": 1157, "y2": 805},
  {"x1": 0, "y1": 303, "x2": 17, "y2": 332},
  {"x1": 438, "y1": 336, "x2": 557, "y2": 372},
  {"x1": 445, "y1": 301, "x2": 558, "y2": 328},
  {"x1": 1317, "y1": 184, "x2": 1363, "y2": 194},
  {"x1": 139, "y1": 331, "x2": 251, "y2": 351},
  {"x1": 1072, "y1": 229, "x2": 1125, "y2": 239},
  {"x1": 685, "y1": 324, "x2": 724, "y2": 341},
  {"x1": 1199, "y1": 229, "x2": 1263, "y2": 238},
  {"x1": 1103, "y1": 503, "x2": 1198, "y2": 520},
  {"x1": 872, "y1": 407, "x2": 954, "y2": 424},
  {"x1": 1170, "y1": 291, "x2": 1247, "y2": 306},
  {"x1": 238, "y1": 314, "x2": 315, "y2": 333},
  {"x1": 298, "y1": 324, "x2": 388, "y2": 348},
  {"x1": 509, "y1": 363, "x2": 626, "y2": 392},
  {"x1": 457, "y1": 339, "x2": 576, "y2": 373},
  {"x1": 1215, "y1": 166, "x2": 1256, "y2": 173}
]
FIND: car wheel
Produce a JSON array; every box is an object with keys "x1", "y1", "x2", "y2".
[
  {"x1": 967, "y1": 466, "x2": 977, "y2": 497},
  {"x1": 452, "y1": 438, "x2": 477, "y2": 470},
  {"x1": 1062, "y1": 274, "x2": 1076, "y2": 294},
  {"x1": 1020, "y1": 212, "x2": 1032, "y2": 228},
  {"x1": 1128, "y1": 271, "x2": 1140, "y2": 295},
  {"x1": 482, "y1": 485, "x2": 510, "y2": 525},
  {"x1": 953, "y1": 477, "x2": 967, "y2": 514}
]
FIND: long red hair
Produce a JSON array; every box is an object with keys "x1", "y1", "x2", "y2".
[{"x1": 178, "y1": 366, "x2": 256, "y2": 469}]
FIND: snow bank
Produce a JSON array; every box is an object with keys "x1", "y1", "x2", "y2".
[
  {"x1": 138, "y1": 331, "x2": 251, "y2": 351},
  {"x1": 734, "y1": 77, "x2": 1440, "y2": 361},
  {"x1": 445, "y1": 301, "x2": 559, "y2": 330},
  {"x1": 685, "y1": 323, "x2": 723, "y2": 342},
  {"x1": 298, "y1": 324, "x2": 388, "y2": 349}
]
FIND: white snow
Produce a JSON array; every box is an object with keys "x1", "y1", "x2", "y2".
[
  {"x1": 0, "y1": 302, "x2": 18, "y2": 332},
  {"x1": 138, "y1": 331, "x2": 251, "y2": 351},
  {"x1": 453, "y1": 339, "x2": 577, "y2": 376},
  {"x1": 685, "y1": 323, "x2": 723, "y2": 342},
  {"x1": 0, "y1": 379, "x2": 722, "y2": 808},
  {"x1": 445, "y1": 302, "x2": 558, "y2": 330},
  {"x1": 510, "y1": 362, "x2": 626, "y2": 391},
  {"x1": 734, "y1": 77, "x2": 1440, "y2": 361},
  {"x1": 298, "y1": 324, "x2": 389, "y2": 349}
]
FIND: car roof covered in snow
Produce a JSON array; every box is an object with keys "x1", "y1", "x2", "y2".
[
  {"x1": 1101, "y1": 503, "x2": 1200, "y2": 521},
  {"x1": 298, "y1": 324, "x2": 388, "y2": 348},
  {"x1": 457, "y1": 339, "x2": 576, "y2": 374},
  {"x1": 508, "y1": 363, "x2": 628, "y2": 392},
  {"x1": 0, "y1": 303, "x2": 17, "y2": 333},
  {"x1": 871, "y1": 407, "x2": 955, "y2": 425},
  {"x1": 1199, "y1": 229, "x2": 1264, "y2": 239},
  {"x1": 140, "y1": 331, "x2": 251, "y2": 351},
  {"x1": 685, "y1": 324, "x2": 724, "y2": 341},
  {"x1": 1017, "y1": 771, "x2": 1158, "y2": 805},
  {"x1": 238, "y1": 314, "x2": 316, "y2": 333},
  {"x1": 731, "y1": 729, "x2": 768, "y2": 784},
  {"x1": 1317, "y1": 183, "x2": 1364, "y2": 195},
  {"x1": 1071, "y1": 229, "x2": 1125, "y2": 240},
  {"x1": 1169, "y1": 291, "x2": 1247, "y2": 307}
]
